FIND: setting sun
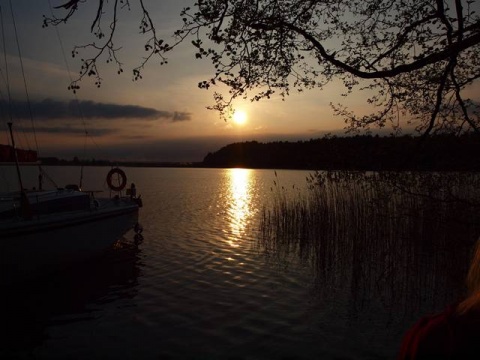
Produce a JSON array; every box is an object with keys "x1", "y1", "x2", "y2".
[{"x1": 232, "y1": 110, "x2": 247, "y2": 125}]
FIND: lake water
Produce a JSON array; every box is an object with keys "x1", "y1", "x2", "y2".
[{"x1": 1, "y1": 166, "x2": 476, "y2": 359}]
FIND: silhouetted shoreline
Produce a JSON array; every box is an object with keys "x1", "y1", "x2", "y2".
[
  {"x1": 32, "y1": 134, "x2": 480, "y2": 171},
  {"x1": 202, "y1": 134, "x2": 480, "y2": 171}
]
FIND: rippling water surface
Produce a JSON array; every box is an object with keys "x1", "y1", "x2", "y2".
[{"x1": 1, "y1": 166, "x2": 464, "y2": 359}]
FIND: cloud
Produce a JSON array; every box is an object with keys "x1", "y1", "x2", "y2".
[
  {"x1": 172, "y1": 112, "x2": 191, "y2": 122},
  {"x1": 23, "y1": 126, "x2": 118, "y2": 137},
  {"x1": 1, "y1": 98, "x2": 191, "y2": 122}
]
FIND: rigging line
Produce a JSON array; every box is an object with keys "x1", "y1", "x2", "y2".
[
  {"x1": 0, "y1": 70, "x2": 7, "y2": 102},
  {"x1": 0, "y1": 5, "x2": 13, "y2": 146},
  {"x1": 0, "y1": 66, "x2": 9, "y2": 109},
  {"x1": 8, "y1": 0, "x2": 38, "y2": 154},
  {"x1": 48, "y1": 0, "x2": 88, "y2": 186},
  {"x1": 39, "y1": 165, "x2": 58, "y2": 189},
  {"x1": 0, "y1": 68, "x2": 10, "y2": 144},
  {"x1": 0, "y1": 29, "x2": 11, "y2": 135},
  {"x1": 47, "y1": 0, "x2": 111, "y2": 161}
]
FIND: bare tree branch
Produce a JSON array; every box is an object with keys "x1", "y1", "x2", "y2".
[{"x1": 44, "y1": 0, "x2": 480, "y2": 134}]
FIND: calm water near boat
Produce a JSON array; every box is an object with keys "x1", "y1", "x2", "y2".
[{"x1": 0, "y1": 166, "x2": 476, "y2": 359}]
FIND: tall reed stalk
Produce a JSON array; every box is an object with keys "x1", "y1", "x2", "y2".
[{"x1": 260, "y1": 171, "x2": 480, "y2": 318}]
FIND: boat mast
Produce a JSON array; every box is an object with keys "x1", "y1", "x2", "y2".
[
  {"x1": 2, "y1": 7, "x2": 24, "y2": 193},
  {"x1": 2, "y1": 4, "x2": 33, "y2": 219},
  {"x1": 7, "y1": 122, "x2": 32, "y2": 219},
  {"x1": 7, "y1": 122, "x2": 24, "y2": 191}
]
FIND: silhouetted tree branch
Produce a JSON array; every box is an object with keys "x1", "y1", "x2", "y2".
[{"x1": 45, "y1": 0, "x2": 480, "y2": 135}]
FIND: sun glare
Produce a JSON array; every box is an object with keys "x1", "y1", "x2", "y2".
[{"x1": 232, "y1": 110, "x2": 247, "y2": 125}]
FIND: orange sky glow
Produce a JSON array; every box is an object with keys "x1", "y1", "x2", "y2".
[{"x1": 1, "y1": 0, "x2": 465, "y2": 162}]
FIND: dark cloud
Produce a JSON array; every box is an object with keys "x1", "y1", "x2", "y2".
[
  {"x1": 1, "y1": 98, "x2": 191, "y2": 122},
  {"x1": 120, "y1": 135, "x2": 152, "y2": 140},
  {"x1": 23, "y1": 126, "x2": 118, "y2": 137},
  {"x1": 172, "y1": 112, "x2": 191, "y2": 122}
]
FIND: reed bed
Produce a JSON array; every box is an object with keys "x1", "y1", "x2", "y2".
[{"x1": 260, "y1": 171, "x2": 480, "y2": 318}]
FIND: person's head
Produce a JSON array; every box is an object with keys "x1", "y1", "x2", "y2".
[{"x1": 457, "y1": 238, "x2": 480, "y2": 315}]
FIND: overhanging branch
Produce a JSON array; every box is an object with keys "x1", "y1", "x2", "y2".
[{"x1": 263, "y1": 21, "x2": 480, "y2": 79}]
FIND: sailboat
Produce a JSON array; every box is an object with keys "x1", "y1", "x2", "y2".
[
  {"x1": 0, "y1": 128, "x2": 143, "y2": 282},
  {"x1": 0, "y1": 5, "x2": 143, "y2": 283}
]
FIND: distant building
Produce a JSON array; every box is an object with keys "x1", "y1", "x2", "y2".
[{"x1": 0, "y1": 144, "x2": 38, "y2": 163}]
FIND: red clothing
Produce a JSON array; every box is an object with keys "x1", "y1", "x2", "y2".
[{"x1": 398, "y1": 305, "x2": 480, "y2": 359}]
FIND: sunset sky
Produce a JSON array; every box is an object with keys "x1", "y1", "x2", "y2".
[{"x1": 1, "y1": 0, "x2": 473, "y2": 162}]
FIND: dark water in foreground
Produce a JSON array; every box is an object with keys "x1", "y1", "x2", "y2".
[{"x1": 1, "y1": 167, "x2": 477, "y2": 359}]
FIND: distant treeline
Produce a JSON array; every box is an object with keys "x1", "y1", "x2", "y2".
[{"x1": 201, "y1": 134, "x2": 480, "y2": 171}]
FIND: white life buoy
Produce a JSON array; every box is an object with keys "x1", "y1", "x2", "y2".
[{"x1": 106, "y1": 168, "x2": 127, "y2": 192}]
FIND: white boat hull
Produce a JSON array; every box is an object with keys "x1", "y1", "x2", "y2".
[{"x1": 0, "y1": 199, "x2": 139, "y2": 282}]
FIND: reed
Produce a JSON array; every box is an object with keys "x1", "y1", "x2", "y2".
[{"x1": 260, "y1": 171, "x2": 480, "y2": 318}]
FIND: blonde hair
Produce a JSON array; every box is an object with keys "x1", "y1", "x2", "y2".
[{"x1": 457, "y1": 238, "x2": 480, "y2": 315}]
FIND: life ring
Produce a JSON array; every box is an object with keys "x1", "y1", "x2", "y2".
[{"x1": 106, "y1": 168, "x2": 127, "y2": 192}]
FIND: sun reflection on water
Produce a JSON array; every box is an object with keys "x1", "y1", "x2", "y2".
[{"x1": 226, "y1": 168, "x2": 253, "y2": 246}]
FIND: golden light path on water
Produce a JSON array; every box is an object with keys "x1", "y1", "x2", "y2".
[{"x1": 226, "y1": 168, "x2": 253, "y2": 248}]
